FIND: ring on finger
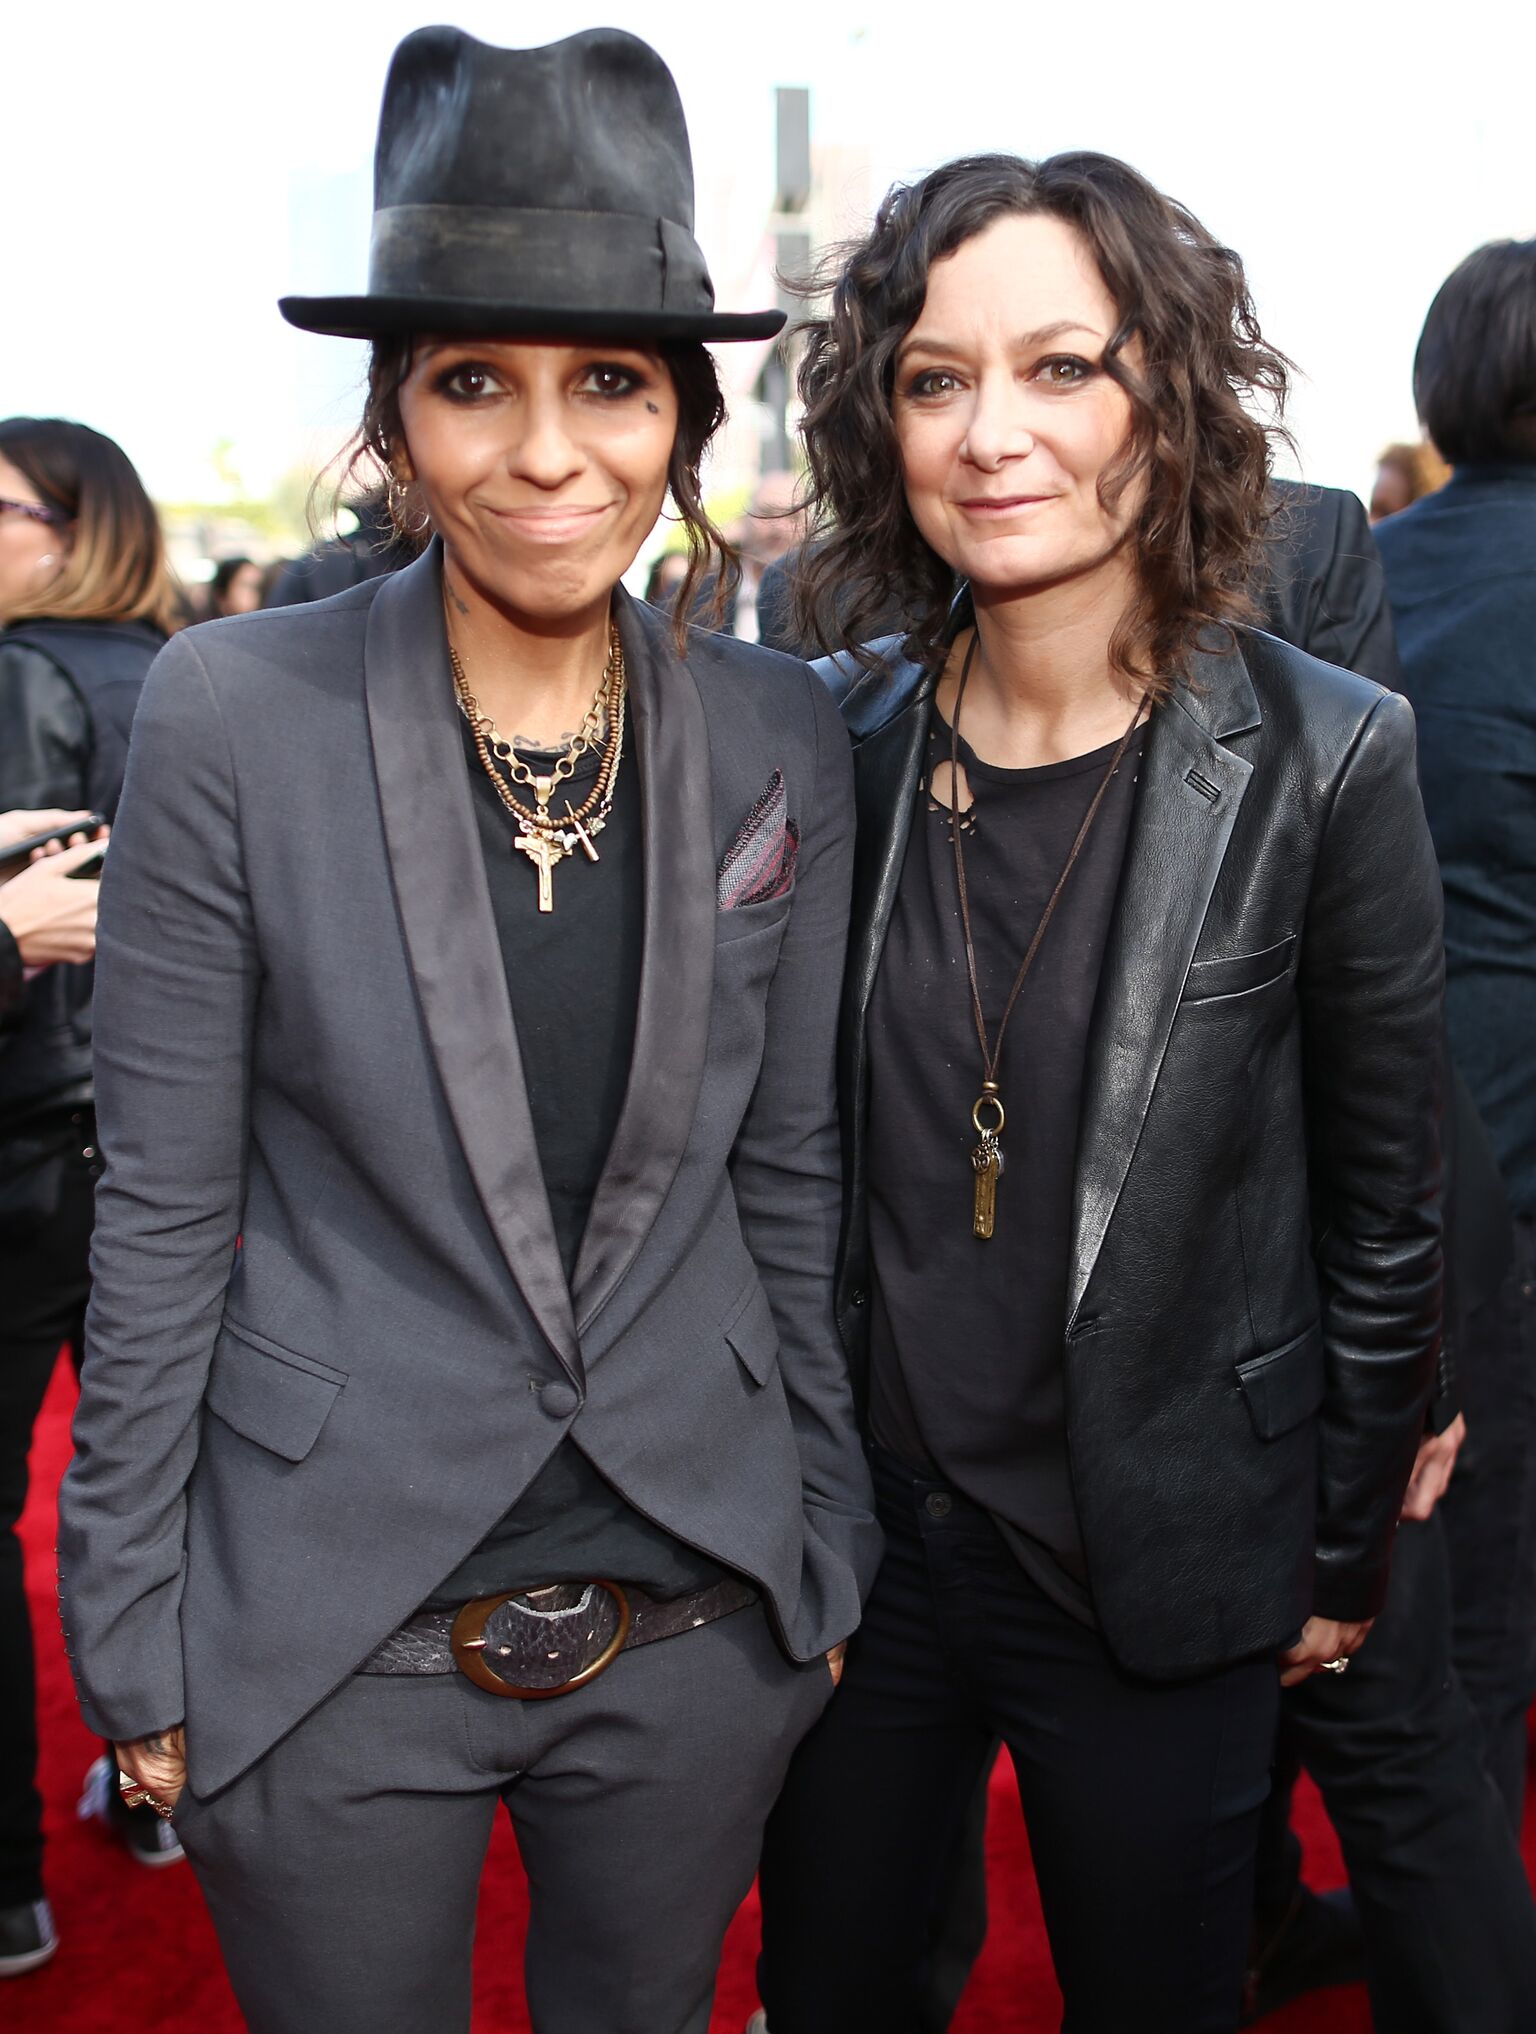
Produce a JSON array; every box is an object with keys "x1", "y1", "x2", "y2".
[{"x1": 1320, "y1": 1656, "x2": 1350, "y2": 1674}]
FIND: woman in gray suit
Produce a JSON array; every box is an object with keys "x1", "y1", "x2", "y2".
[{"x1": 57, "y1": 29, "x2": 877, "y2": 2034}]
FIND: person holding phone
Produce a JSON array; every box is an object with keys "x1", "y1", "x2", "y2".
[
  {"x1": 0, "y1": 422, "x2": 181, "y2": 1973},
  {"x1": 56, "y1": 28, "x2": 875, "y2": 2034},
  {"x1": 0, "y1": 813, "x2": 107, "y2": 1011}
]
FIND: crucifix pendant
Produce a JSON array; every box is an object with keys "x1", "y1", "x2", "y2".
[
  {"x1": 514, "y1": 827, "x2": 567, "y2": 913},
  {"x1": 970, "y1": 1086, "x2": 1006, "y2": 1240}
]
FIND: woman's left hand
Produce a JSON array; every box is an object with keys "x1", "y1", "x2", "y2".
[
  {"x1": 1278, "y1": 1616, "x2": 1373, "y2": 1687},
  {"x1": 826, "y1": 1642, "x2": 848, "y2": 1688}
]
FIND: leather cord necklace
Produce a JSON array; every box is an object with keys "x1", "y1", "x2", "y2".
[{"x1": 948, "y1": 630, "x2": 1146, "y2": 1239}]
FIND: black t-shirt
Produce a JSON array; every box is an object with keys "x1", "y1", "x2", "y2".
[
  {"x1": 866, "y1": 708, "x2": 1144, "y2": 1622},
  {"x1": 426, "y1": 719, "x2": 727, "y2": 1606}
]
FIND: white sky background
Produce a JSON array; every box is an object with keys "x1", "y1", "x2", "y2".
[{"x1": 4, "y1": 0, "x2": 1533, "y2": 508}]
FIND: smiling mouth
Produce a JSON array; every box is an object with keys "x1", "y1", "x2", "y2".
[
  {"x1": 956, "y1": 496, "x2": 1054, "y2": 514},
  {"x1": 487, "y1": 503, "x2": 616, "y2": 539}
]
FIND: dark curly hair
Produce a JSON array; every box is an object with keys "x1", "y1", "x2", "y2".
[
  {"x1": 792, "y1": 151, "x2": 1291, "y2": 690},
  {"x1": 338, "y1": 338, "x2": 735, "y2": 650}
]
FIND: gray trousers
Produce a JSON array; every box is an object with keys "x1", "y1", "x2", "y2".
[{"x1": 174, "y1": 1603, "x2": 831, "y2": 2034}]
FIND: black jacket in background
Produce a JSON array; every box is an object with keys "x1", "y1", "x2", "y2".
[
  {"x1": 0, "y1": 618, "x2": 160, "y2": 1131},
  {"x1": 757, "y1": 477, "x2": 1404, "y2": 687}
]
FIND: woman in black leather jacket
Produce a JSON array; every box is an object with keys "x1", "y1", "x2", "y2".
[
  {"x1": 0, "y1": 418, "x2": 181, "y2": 1973},
  {"x1": 756, "y1": 153, "x2": 1445, "y2": 2034}
]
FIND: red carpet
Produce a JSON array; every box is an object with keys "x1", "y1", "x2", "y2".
[{"x1": 15, "y1": 1355, "x2": 1534, "y2": 2031}]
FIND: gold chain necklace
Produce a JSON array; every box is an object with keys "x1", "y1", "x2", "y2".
[{"x1": 449, "y1": 621, "x2": 628, "y2": 914}]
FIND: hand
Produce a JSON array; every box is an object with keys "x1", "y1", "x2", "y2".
[
  {"x1": 0, "y1": 807, "x2": 99, "y2": 853},
  {"x1": 1279, "y1": 1615, "x2": 1373, "y2": 1687},
  {"x1": 1400, "y1": 1414, "x2": 1466, "y2": 1522},
  {"x1": 114, "y1": 1726, "x2": 187, "y2": 1815},
  {"x1": 0, "y1": 837, "x2": 105, "y2": 965},
  {"x1": 826, "y1": 1641, "x2": 848, "y2": 1688}
]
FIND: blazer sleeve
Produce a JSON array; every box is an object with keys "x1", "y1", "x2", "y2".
[
  {"x1": 55, "y1": 630, "x2": 260, "y2": 1742},
  {"x1": 727, "y1": 670, "x2": 881, "y2": 1622},
  {"x1": 1300, "y1": 689, "x2": 1444, "y2": 1623}
]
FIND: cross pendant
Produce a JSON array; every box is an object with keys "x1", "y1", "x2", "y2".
[{"x1": 514, "y1": 828, "x2": 567, "y2": 913}]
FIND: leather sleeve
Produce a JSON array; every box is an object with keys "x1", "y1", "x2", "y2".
[
  {"x1": 1307, "y1": 492, "x2": 1405, "y2": 693},
  {"x1": 726, "y1": 669, "x2": 882, "y2": 1638},
  {"x1": 1300, "y1": 690, "x2": 1444, "y2": 1622},
  {"x1": 55, "y1": 632, "x2": 260, "y2": 1742},
  {"x1": 0, "y1": 640, "x2": 93, "y2": 810}
]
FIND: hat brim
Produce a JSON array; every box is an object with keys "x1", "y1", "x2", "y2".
[{"x1": 279, "y1": 294, "x2": 785, "y2": 344}]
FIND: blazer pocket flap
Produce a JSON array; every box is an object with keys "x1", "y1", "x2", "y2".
[
  {"x1": 1183, "y1": 933, "x2": 1296, "y2": 1003},
  {"x1": 205, "y1": 1321, "x2": 347, "y2": 1463},
  {"x1": 1235, "y1": 1325, "x2": 1325, "y2": 1440},
  {"x1": 724, "y1": 1280, "x2": 780, "y2": 1386}
]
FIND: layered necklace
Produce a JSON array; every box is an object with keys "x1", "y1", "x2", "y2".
[{"x1": 449, "y1": 618, "x2": 628, "y2": 915}]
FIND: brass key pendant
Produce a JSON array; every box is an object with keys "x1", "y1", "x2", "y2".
[{"x1": 970, "y1": 1086, "x2": 1005, "y2": 1240}]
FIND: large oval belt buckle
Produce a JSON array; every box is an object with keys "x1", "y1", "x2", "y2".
[{"x1": 449, "y1": 1581, "x2": 631, "y2": 1699}]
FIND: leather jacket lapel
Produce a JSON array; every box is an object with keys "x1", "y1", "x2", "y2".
[
  {"x1": 572, "y1": 591, "x2": 715, "y2": 1335},
  {"x1": 1068, "y1": 641, "x2": 1261, "y2": 1324},
  {"x1": 844, "y1": 670, "x2": 933, "y2": 1079},
  {"x1": 364, "y1": 544, "x2": 580, "y2": 1375}
]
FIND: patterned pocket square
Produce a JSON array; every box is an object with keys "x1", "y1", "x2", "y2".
[{"x1": 718, "y1": 770, "x2": 800, "y2": 909}]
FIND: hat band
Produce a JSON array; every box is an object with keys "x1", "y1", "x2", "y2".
[{"x1": 368, "y1": 204, "x2": 716, "y2": 317}]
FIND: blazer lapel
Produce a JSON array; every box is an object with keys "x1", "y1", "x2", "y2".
[
  {"x1": 1067, "y1": 640, "x2": 1261, "y2": 1324},
  {"x1": 572, "y1": 591, "x2": 716, "y2": 1335},
  {"x1": 364, "y1": 543, "x2": 579, "y2": 1375}
]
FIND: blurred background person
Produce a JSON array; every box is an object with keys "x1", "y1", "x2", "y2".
[
  {"x1": 703, "y1": 469, "x2": 807, "y2": 641},
  {"x1": 202, "y1": 555, "x2": 264, "y2": 620},
  {"x1": 1370, "y1": 438, "x2": 1450, "y2": 523},
  {"x1": 1375, "y1": 235, "x2": 1536, "y2": 1829},
  {"x1": 643, "y1": 546, "x2": 691, "y2": 612},
  {"x1": 262, "y1": 484, "x2": 414, "y2": 607},
  {"x1": 0, "y1": 417, "x2": 184, "y2": 1978}
]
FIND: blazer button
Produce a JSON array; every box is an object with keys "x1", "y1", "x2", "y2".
[
  {"x1": 850, "y1": 1290, "x2": 868, "y2": 1308},
  {"x1": 540, "y1": 1382, "x2": 580, "y2": 1420}
]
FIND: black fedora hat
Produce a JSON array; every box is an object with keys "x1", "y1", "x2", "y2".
[{"x1": 280, "y1": 25, "x2": 784, "y2": 344}]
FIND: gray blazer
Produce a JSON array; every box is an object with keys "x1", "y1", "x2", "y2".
[{"x1": 57, "y1": 545, "x2": 880, "y2": 1797}]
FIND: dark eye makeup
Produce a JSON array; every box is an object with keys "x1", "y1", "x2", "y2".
[{"x1": 427, "y1": 357, "x2": 654, "y2": 404}]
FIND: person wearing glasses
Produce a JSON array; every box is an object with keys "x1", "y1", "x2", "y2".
[{"x1": 0, "y1": 418, "x2": 182, "y2": 1974}]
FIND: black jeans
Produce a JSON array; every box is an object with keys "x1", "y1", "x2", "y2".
[
  {"x1": 758, "y1": 1449, "x2": 1280, "y2": 2034},
  {"x1": 0, "y1": 1109, "x2": 97, "y2": 1907},
  {"x1": 1440, "y1": 1213, "x2": 1536, "y2": 1822},
  {"x1": 1267, "y1": 1509, "x2": 1536, "y2": 2032},
  {"x1": 1253, "y1": 1217, "x2": 1536, "y2": 2033}
]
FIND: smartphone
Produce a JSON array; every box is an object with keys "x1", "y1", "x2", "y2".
[
  {"x1": 65, "y1": 841, "x2": 109, "y2": 881},
  {"x1": 0, "y1": 813, "x2": 108, "y2": 882}
]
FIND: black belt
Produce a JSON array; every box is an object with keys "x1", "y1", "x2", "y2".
[{"x1": 359, "y1": 1576, "x2": 758, "y2": 1699}]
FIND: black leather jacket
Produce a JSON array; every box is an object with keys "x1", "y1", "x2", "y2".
[
  {"x1": 824, "y1": 624, "x2": 1444, "y2": 1679},
  {"x1": 0, "y1": 618, "x2": 160, "y2": 1133}
]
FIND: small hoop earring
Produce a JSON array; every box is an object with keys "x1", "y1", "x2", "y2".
[{"x1": 386, "y1": 471, "x2": 431, "y2": 539}]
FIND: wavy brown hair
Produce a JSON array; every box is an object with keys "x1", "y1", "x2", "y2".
[
  {"x1": 0, "y1": 417, "x2": 183, "y2": 635},
  {"x1": 793, "y1": 152, "x2": 1291, "y2": 690},
  {"x1": 340, "y1": 338, "x2": 735, "y2": 650}
]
